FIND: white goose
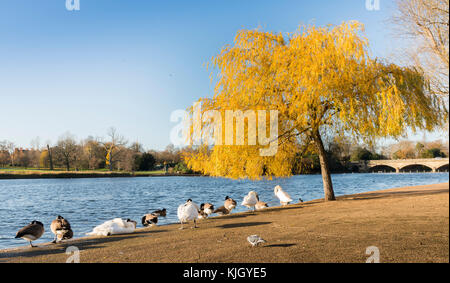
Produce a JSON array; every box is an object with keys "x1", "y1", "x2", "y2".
[
  {"x1": 177, "y1": 199, "x2": 200, "y2": 229},
  {"x1": 274, "y1": 185, "x2": 293, "y2": 205},
  {"x1": 241, "y1": 191, "x2": 259, "y2": 210},
  {"x1": 86, "y1": 218, "x2": 137, "y2": 236}
]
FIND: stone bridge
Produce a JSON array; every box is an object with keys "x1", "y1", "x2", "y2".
[{"x1": 357, "y1": 158, "x2": 449, "y2": 173}]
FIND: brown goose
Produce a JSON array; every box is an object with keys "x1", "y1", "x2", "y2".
[
  {"x1": 224, "y1": 196, "x2": 237, "y2": 212},
  {"x1": 199, "y1": 203, "x2": 214, "y2": 219},
  {"x1": 151, "y1": 208, "x2": 166, "y2": 217},
  {"x1": 255, "y1": 201, "x2": 269, "y2": 210},
  {"x1": 213, "y1": 206, "x2": 231, "y2": 215},
  {"x1": 15, "y1": 220, "x2": 44, "y2": 247},
  {"x1": 142, "y1": 214, "x2": 158, "y2": 227},
  {"x1": 50, "y1": 215, "x2": 73, "y2": 243}
]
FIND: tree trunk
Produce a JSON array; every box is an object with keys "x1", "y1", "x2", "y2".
[
  {"x1": 109, "y1": 156, "x2": 113, "y2": 171},
  {"x1": 47, "y1": 144, "x2": 54, "y2": 170},
  {"x1": 312, "y1": 129, "x2": 336, "y2": 201}
]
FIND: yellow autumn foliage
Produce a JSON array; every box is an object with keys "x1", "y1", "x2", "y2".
[{"x1": 183, "y1": 21, "x2": 446, "y2": 180}]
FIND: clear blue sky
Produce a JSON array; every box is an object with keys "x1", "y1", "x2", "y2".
[{"x1": 0, "y1": 0, "x2": 442, "y2": 150}]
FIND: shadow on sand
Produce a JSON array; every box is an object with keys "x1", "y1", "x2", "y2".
[
  {"x1": 218, "y1": 221, "x2": 271, "y2": 229},
  {"x1": 264, "y1": 243, "x2": 296, "y2": 248},
  {"x1": 0, "y1": 229, "x2": 168, "y2": 260}
]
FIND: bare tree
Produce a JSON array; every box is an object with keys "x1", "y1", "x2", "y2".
[
  {"x1": 391, "y1": 0, "x2": 449, "y2": 97},
  {"x1": 3, "y1": 141, "x2": 16, "y2": 166},
  {"x1": 0, "y1": 140, "x2": 13, "y2": 166},
  {"x1": 100, "y1": 127, "x2": 128, "y2": 171},
  {"x1": 81, "y1": 137, "x2": 105, "y2": 170},
  {"x1": 30, "y1": 137, "x2": 41, "y2": 151},
  {"x1": 47, "y1": 144, "x2": 54, "y2": 170},
  {"x1": 54, "y1": 133, "x2": 79, "y2": 171}
]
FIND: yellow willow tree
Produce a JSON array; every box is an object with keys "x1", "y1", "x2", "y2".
[{"x1": 183, "y1": 21, "x2": 446, "y2": 201}]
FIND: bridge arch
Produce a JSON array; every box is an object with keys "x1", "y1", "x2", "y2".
[
  {"x1": 368, "y1": 165, "x2": 396, "y2": 173},
  {"x1": 399, "y1": 164, "x2": 432, "y2": 173},
  {"x1": 436, "y1": 164, "x2": 449, "y2": 172}
]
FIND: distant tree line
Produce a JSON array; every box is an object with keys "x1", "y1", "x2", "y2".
[
  {"x1": 0, "y1": 129, "x2": 447, "y2": 174},
  {"x1": 0, "y1": 127, "x2": 193, "y2": 173}
]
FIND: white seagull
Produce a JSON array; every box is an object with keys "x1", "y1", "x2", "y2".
[
  {"x1": 247, "y1": 235, "x2": 266, "y2": 247},
  {"x1": 241, "y1": 191, "x2": 259, "y2": 211},
  {"x1": 274, "y1": 185, "x2": 293, "y2": 205},
  {"x1": 177, "y1": 199, "x2": 200, "y2": 229}
]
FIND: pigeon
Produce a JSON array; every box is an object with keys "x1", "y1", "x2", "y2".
[{"x1": 247, "y1": 235, "x2": 266, "y2": 247}]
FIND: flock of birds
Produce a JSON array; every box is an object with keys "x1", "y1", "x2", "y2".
[{"x1": 15, "y1": 185, "x2": 302, "y2": 248}]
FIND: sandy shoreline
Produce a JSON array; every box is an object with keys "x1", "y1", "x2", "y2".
[{"x1": 1, "y1": 182, "x2": 448, "y2": 263}]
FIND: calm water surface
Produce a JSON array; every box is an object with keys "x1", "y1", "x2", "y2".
[{"x1": 0, "y1": 172, "x2": 448, "y2": 250}]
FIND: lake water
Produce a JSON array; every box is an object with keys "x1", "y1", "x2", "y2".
[{"x1": 0, "y1": 172, "x2": 448, "y2": 250}]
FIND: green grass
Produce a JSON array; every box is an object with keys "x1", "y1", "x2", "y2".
[
  {"x1": 0, "y1": 167, "x2": 169, "y2": 177},
  {"x1": 134, "y1": 170, "x2": 166, "y2": 175}
]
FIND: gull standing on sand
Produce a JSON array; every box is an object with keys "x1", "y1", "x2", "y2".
[
  {"x1": 177, "y1": 199, "x2": 200, "y2": 229},
  {"x1": 87, "y1": 218, "x2": 137, "y2": 236},
  {"x1": 15, "y1": 220, "x2": 45, "y2": 248},
  {"x1": 241, "y1": 191, "x2": 259, "y2": 211},
  {"x1": 50, "y1": 215, "x2": 73, "y2": 243},
  {"x1": 247, "y1": 235, "x2": 266, "y2": 247},
  {"x1": 274, "y1": 185, "x2": 293, "y2": 205}
]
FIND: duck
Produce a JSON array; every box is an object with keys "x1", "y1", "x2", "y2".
[
  {"x1": 213, "y1": 206, "x2": 231, "y2": 215},
  {"x1": 274, "y1": 185, "x2": 293, "y2": 205},
  {"x1": 255, "y1": 201, "x2": 269, "y2": 210},
  {"x1": 198, "y1": 203, "x2": 214, "y2": 219},
  {"x1": 86, "y1": 218, "x2": 137, "y2": 236},
  {"x1": 142, "y1": 213, "x2": 158, "y2": 227},
  {"x1": 224, "y1": 196, "x2": 237, "y2": 212},
  {"x1": 50, "y1": 215, "x2": 73, "y2": 243},
  {"x1": 152, "y1": 208, "x2": 167, "y2": 217},
  {"x1": 177, "y1": 199, "x2": 200, "y2": 229},
  {"x1": 241, "y1": 191, "x2": 259, "y2": 210},
  {"x1": 214, "y1": 196, "x2": 237, "y2": 215},
  {"x1": 15, "y1": 220, "x2": 45, "y2": 248}
]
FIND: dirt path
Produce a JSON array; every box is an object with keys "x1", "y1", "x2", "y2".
[{"x1": 1, "y1": 182, "x2": 448, "y2": 263}]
